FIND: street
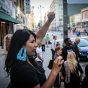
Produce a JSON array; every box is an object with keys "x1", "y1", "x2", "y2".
[{"x1": 0, "y1": 31, "x2": 88, "y2": 88}]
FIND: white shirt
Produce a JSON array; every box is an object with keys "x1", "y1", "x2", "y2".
[
  {"x1": 51, "y1": 39, "x2": 56, "y2": 51},
  {"x1": 36, "y1": 47, "x2": 42, "y2": 62}
]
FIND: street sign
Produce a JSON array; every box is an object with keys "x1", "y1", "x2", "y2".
[{"x1": 71, "y1": 18, "x2": 75, "y2": 19}]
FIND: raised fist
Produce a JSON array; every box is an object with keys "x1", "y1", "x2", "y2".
[{"x1": 47, "y1": 12, "x2": 55, "y2": 22}]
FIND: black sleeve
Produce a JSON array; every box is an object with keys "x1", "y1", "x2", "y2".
[
  {"x1": 78, "y1": 63, "x2": 83, "y2": 74},
  {"x1": 62, "y1": 48, "x2": 65, "y2": 59},
  {"x1": 62, "y1": 48, "x2": 66, "y2": 61},
  {"x1": 18, "y1": 66, "x2": 40, "y2": 87},
  {"x1": 72, "y1": 44, "x2": 75, "y2": 52},
  {"x1": 78, "y1": 48, "x2": 80, "y2": 57}
]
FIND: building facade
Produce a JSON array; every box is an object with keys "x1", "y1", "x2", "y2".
[
  {"x1": 69, "y1": 7, "x2": 88, "y2": 32},
  {"x1": 0, "y1": 0, "x2": 21, "y2": 49},
  {"x1": 50, "y1": 0, "x2": 63, "y2": 31}
]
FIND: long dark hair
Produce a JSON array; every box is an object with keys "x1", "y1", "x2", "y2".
[{"x1": 4, "y1": 29, "x2": 36, "y2": 76}]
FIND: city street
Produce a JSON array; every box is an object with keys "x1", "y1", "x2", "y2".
[
  {"x1": 0, "y1": 0, "x2": 88, "y2": 88},
  {"x1": 0, "y1": 31, "x2": 88, "y2": 88}
]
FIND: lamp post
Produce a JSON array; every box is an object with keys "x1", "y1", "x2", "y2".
[
  {"x1": 38, "y1": 5, "x2": 44, "y2": 28},
  {"x1": 63, "y1": 0, "x2": 68, "y2": 46}
]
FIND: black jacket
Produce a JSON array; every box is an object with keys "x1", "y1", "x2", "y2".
[{"x1": 72, "y1": 42, "x2": 80, "y2": 61}]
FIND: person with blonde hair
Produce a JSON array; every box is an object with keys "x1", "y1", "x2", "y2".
[
  {"x1": 62, "y1": 52, "x2": 83, "y2": 88},
  {"x1": 72, "y1": 38, "x2": 80, "y2": 61}
]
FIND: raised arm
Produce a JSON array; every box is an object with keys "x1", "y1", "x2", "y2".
[{"x1": 36, "y1": 12, "x2": 55, "y2": 44}]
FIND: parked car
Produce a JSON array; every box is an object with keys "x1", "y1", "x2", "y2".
[{"x1": 72, "y1": 39, "x2": 88, "y2": 61}]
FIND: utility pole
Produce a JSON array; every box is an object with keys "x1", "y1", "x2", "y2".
[
  {"x1": 40, "y1": 5, "x2": 42, "y2": 22},
  {"x1": 63, "y1": 0, "x2": 68, "y2": 45},
  {"x1": 38, "y1": 5, "x2": 43, "y2": 29}
]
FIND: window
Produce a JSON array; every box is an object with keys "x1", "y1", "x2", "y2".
[
  {"x1": 59, "y1": 19, "x2": 63, "y2": 21},
  {"x1": 85, "y1": 12, "x2": 88, "y2": 19},
  {"x1": 61, "y1": 8, "x2": 63, "y2": 10},
  {"x1": 59, "y1": 4, "x2": 62, "y2": 6}
]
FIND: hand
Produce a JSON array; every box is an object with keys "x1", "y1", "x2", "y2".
[
  {"x1": 42, "y1": 58, "x2": 44, "y2": 62},
  {"x1": 61, "y1": 76, "x2": 64, "y2": 80},
  {"x1": 47, "y1": 12, "x2": 55, "y2": 22},
  {"x1": 52, "y1": 56, "x2": 64, "y2": 74}
]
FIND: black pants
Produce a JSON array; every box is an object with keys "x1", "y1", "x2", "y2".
[
  {"x1": 52, "y1": 49, "x2": 55, "y2": 60},
  {"x1": 42, "y1": 44, "x2": 45, "y2": 51}
]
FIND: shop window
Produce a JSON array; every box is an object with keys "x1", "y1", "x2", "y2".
[{"x1": 85, "y1": 12, "x2": 88, "y2": 19}]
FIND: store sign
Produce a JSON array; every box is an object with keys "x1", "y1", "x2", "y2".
[
  {"x1": 0, "y1": 1, "x2": 11, "y2": 16},
  {"x1": 71, "y1": 18, "x2": 75, "y2": 19},
  {"x1": 6, "y1": 35, "x2": 12, "y2": 51}
]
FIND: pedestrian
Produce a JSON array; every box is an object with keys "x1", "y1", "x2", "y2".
[
  {"x1": 62, "y1": 38, "x2": 73, "y2": 61},
  {"x1": 52, "y1": 32, "x2": 55, "y2": 36},
  {"x1": 72, "y1": 38, "x2": 80, "y2": 62},
  {"x1": 51, "y1": 35, "x2": 57, "y2": 60},
  {"x1": 36, "y1": 42, "x2": 44, "y2": 67},
  {"x1": 62, "y1": 52, "x2": 83, "y2": 88},
  {"x1": 53, "y1": 47, "x2": 64, "y2": 88},
  {"x1": 5, "y1": 12, "x2": 64, "y2": 88},
  {"x1": 81, "y1": 65, "x2": 88, "y2": 88},
  {"x1": 56, "y1": 42, "x2": 60, "y2": 47},
  {"x1": 41, "y1": 37, "x2": 46, "y2": 52},
  {"x1": 76, "y1": 30, "x2": 80, "y2": 37},
  {"x1": 46, "y1": 34, "x2": 49, "y2": 47}
]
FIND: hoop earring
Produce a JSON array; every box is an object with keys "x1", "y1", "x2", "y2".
[{"x1": 17, "y1": 48, "x2": 26, "y2": 61}]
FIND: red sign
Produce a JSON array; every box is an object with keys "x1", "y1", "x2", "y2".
[{"x1": 6, "y1": 36, "x2": 12, "y2": 51}]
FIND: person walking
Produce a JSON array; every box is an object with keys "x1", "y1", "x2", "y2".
[
  {"x1": 72, "y1": 38, "x2": 80, "y2": 62},
  {"x1": 46, "y1": 34, "x2": 49, "y2": 47},
  {"x1": 36, "y1": 43, "x2": 44, "y2": 67},
  {"x1": 5, "y1": 12, "x2": 64, "y2": 88},
  {"x1": 51, "y1": 35, "x2": 57, "y2": 60},
  {"x1": 41, "y1": 37, "x2": 46, "y2": 52},
  {"x1": 62, "y1": 38, "x2": 73, "y2": 61},
  {"x1": 62, "y1": 52, "x2": 83, "y2": 88}
]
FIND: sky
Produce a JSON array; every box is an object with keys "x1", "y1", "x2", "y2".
[{"x1": 31, "y1": 0, "x2": 53, "y2": 25}]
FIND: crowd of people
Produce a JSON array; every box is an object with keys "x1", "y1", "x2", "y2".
[
  {"x1": 51, "y1": 37, "x2": 88, "y2": 88},
  {"x1": 4, "y1": 12, "x2": 88, "y2": 88}
]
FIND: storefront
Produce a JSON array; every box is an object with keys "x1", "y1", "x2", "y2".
[{"x1": 0, "y1": 11, "x2": 21, "y2": 49}]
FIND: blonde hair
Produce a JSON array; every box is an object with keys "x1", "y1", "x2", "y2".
[
  {"x1": 75, "y1": 38, "x2": 80, "y2": 44},
  {"x1": 67, "y1": 52, "x2": 77, "y2": 73}
]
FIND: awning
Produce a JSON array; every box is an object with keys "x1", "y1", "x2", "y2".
[
  {"x1": 77, "y1": 23, "x2": 81, "y2": 25},
  {"x1": 0, "y1": 12, "x2": 21, "y2": 24}
]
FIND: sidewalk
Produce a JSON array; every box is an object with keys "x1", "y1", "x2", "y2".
[{"x1": 0, "y1": 55, "x2": 10, "y2": 88}]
